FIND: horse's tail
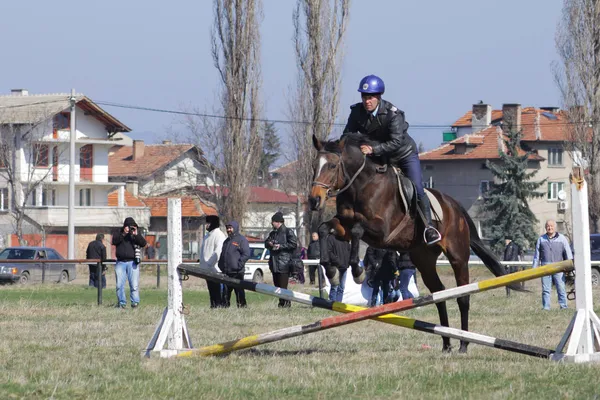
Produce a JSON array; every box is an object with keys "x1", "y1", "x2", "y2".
[{"x1": 459, "y1": 204, "x2": 527, "y2": 292}]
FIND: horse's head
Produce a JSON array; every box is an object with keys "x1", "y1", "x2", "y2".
[{"x1": 309, "y1": 135, "x2": 344, "y2": 211}]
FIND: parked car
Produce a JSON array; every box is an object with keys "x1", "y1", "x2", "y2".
[
  {"x1": 245, "y1": 243, "x2": 270, "y2": 283},
  {"x1": 0, "y1": 247, "x2": 76, "y2": 284},
  {"x1": 588, "y1": 234, "x2": 600, "y2": 286}
]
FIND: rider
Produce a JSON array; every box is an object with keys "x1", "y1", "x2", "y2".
[{"x1": 342, "y1": 74, "x2": 442, "y2": 246}]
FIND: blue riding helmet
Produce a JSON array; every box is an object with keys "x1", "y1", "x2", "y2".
[{"x1": 358, "y1": 75, "x2": 385, "y2": 94}]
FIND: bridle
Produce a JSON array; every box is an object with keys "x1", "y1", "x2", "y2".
[{"x1": 311, "y1": 148, "x2": 366, "y2": 198}]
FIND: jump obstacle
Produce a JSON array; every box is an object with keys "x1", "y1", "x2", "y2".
[
  {"x1": 146, "y1": 167, "x2": 600, "y2": 363},
  {"x1": 176, "y1": 263, "x2": 572, "y2": 359}
]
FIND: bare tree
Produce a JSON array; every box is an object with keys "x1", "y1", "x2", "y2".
[
  {"x1": 0, "y1": 107, "x2": 61, "y2": 244},
  {"x1": 287, "y1": 0, "x2": 351, "y2": 239},
  {"x1": 554, "y1": 0, "x2": 600, "y2": 230},
  {"x1": 211, "y1": 0, "x2": 264, "y2": 223}
]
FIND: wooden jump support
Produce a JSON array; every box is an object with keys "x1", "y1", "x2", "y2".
[{"x1": 176, "y1": 265, "x2": 566, "y2": 358}]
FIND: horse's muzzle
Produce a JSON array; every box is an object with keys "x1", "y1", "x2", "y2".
[{"x1": 308, "y1": 196, "x2": 321, "y2": 211}]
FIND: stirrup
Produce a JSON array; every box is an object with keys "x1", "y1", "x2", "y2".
[{"x1": 424, "y1": 226, "x2": 442, "y2": 246}]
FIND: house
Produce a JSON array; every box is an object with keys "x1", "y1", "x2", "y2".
[
  {"x1": 108, "y1": 140, "x2": 214, "y2": 196},
  {"x1": 0, "y1": 89, "x2": 150, "y2": 257},
  {"x1": 420, "y1": 103, "x2": 574, "y2": 237}
]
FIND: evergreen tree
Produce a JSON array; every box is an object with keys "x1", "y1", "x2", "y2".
[
  {"x1": 258, "y1": 121, "x2": 280, "y2": 186},
  {"x1": 482, "y1": 127, "x2": 546, "y2": 253}
]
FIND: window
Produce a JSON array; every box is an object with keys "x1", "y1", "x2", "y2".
[
  {"x1": 79, "y1": 144, "x2": 93, "y2": 181},
  {"x1": 34, "y1": 145, "x2": 49, "y2": 167},
  {"x1": 30, "y1": 190, "x2": 37, "y2": 206},
  {"x1": 177, "y1": 167, "x2": 185, "y2": 177},
  {"x1": 479, "y1": 180, "x2": 490, "y2": 196},
  {"x1": 47, "y1": 249, "x2": 61, "y2": 260},
  {"x1": 0, "y1": 188, "x2": 8, "y2": 210},
  {"x1": 0, "y1": 144, "x2": 8, "y2": 168},
  {"x1": 53, "y1": 112, "x2": 70, "y2": 133},
  {"x1": 79, "y1": 188, "x2": 91, "y2": 206},
  {"x1": 548, "y1": 148, "x2": 563, "y2": 166},
  {"x1": 155, "y1": 173, "x2": 165, "y2": 184},
  {"x1": 42, "y1": 189, "x2": 56, "y2": 206},
  {"x1": 548, "y1": 182, "x2": 565, "y2": 200}
]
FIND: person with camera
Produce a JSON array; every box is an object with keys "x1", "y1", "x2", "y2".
[
  {"x1": 112, "y1": 217, "x2": 147, "y2": 309},
  {"x1": 265, "y1": 211, "x2": 298, "y2": 308}
]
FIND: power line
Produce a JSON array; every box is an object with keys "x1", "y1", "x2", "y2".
[{"x1": 95, "y1": 100, "x2": 599, "y2": 130}]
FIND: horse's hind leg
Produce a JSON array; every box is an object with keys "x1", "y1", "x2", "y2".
[
  {"x1": 448, "y1": 257, "x2": 471, "y2": 353},
  {"x1": 411, "y1": 248, "x2": 452, "y2": 352}
]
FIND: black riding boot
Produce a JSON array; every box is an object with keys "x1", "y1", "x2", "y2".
[{"x1": 419, "y1": 194, "x2": 442, "y2": 245}]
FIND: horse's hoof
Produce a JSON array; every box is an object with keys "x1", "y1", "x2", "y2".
[
  {"x1": 458, "y1": 345, "x2": 468, "y2": 354},
  {"x1": 442, "y1": 345, "x2": 452, "y2": 353},
  {"x1": 353, "y1": 268, "x2": 366, "y2": 284}
]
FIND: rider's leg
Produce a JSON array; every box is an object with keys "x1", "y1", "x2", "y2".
[{"x1": 397, "y1": 152, "x2": 441, "y2": 245}]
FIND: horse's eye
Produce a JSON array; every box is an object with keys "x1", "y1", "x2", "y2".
[{"x1": 329, "y1": 164, "x2": 336, "y2": 170}]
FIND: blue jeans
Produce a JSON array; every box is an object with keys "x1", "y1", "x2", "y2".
[
  {"x1": 541, "y1": 272, "x2": 567, "y2": 310},
  {"x1": 329, "y1": 269, "x2": 347, "y2": 302},
  {"x1": 399, "y1": 269, "x2": 416, "y2": 300},
  {"x1": 115, "y1": 260, "x2": 140, "y2": 306}
]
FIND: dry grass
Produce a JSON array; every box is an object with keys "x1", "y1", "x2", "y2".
[{"x1": 1, "y1": 266, "x2": 600, "y2": 399}]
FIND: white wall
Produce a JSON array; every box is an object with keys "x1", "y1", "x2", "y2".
[{"x1": 139, "y1": 157, "x2": 213, "y2": 196}]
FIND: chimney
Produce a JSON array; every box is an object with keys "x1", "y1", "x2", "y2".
[
  {"x1": 471, "y1": 102, "x2": 492, "y2": 133},
  {"x1": 11, "y1": 89, "x2": 29, "y2": 96},
  {"x1": 162, "y1": 140, "x2": 172, "y2": 145},
  {"x1": 125, "y1": 181, "x2": 139, "y2": 197},
  {"x1": 540, "y1": 106, "x2": 560, "y2": 113},
  {"x1": 502, "y1": 103, "x2": 522, "y2": 131},
  {"x1": 132, "y1": 140, "x2": 144, "y2": 161}
]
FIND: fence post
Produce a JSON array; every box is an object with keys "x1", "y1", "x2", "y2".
[{"x1": 157, "y1": 263, "x2": 161, "y2": 288}]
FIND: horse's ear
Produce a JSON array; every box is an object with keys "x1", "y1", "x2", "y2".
[{"x1": 312, "y1": 134, "x2": 323, "y2": 151}]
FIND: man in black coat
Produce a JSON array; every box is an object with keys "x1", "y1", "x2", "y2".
[
  {"x1": 503, "y1": 237, "x2": 522, "y2": 296},
  {"x1": 86, "y1": 234, "x2": 107, "y2": 289},
  {"x1": 363, "y1": 246, "x2": 386, "y2": 287},
  {"x1": 306, "y1": 232, "x2": 321, "y2": 286},
  {"x1": 219, "y1": 221, "x2": 250, "y2": 308},
  {"x1": 265, "y1": 211, "x2": 298, "y2": 308},
  {"x1": 325, "y1": 231, "x2": 351, "y2": 302}
]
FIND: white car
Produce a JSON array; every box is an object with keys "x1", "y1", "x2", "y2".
[{"x1": 244, "y1": 243, "x2": 270, "y2": 283}]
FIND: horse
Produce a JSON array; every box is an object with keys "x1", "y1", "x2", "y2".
[{"x1": 309, "y1": 134, "x2": 518, "y2": 353}]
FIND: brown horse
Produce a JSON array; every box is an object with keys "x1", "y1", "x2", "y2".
[{"x1": 309, "y1": 134, "x2": 516, "y2": 353}]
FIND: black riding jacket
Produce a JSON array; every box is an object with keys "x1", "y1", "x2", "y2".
[{"x1": 343, "y1": 99, "x2": 417, "y2": 164}]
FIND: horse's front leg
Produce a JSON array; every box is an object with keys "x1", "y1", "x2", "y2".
[
  {"x1": 318, "y1": 217, "x2": 348, "y2": 286},
  {"x1": 349, "y1": 222, "x2": 366, "y2": 284}
]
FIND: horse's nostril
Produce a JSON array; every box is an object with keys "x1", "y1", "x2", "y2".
[{"x1": 309, "y1": 197, "x2": 320, "y2": 210}]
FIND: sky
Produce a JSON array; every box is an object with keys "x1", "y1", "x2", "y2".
[{"x1": 0, "y1": 0, "x2": 564, "y2": 157}]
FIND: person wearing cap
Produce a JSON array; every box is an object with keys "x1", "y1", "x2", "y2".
[
  {"x1": 112, "y1": 217, "x2": 147, "y2": 309},
  {"x1": 265, "y1": 211, "x2": 298, "y2": 308},
  {"x1": 199, "y1": 215, "x2": 227, "y2": 308},
  {"x1": 218, "y1": 220, "x2": 250, "y2": 308},
  {"x1": 342, "y1": 74, "x2": 441, "y2": 246}
]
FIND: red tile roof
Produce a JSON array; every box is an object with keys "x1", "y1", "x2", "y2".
[
  {"x1": 107, "y1": 190, "x2": 147, "y2": 207},
  {"x1": 109, "y1": 144, "x2": 195, "y2": 178},
  {"x1": 196, "y1": 186, "x2": 299, "y2": 204},
  {"x1": 420, "y1": 126, "x2": 545, "y2": 161},
  {"x1": 142, "y1": 196, "x2": 217, "y2": 217}
]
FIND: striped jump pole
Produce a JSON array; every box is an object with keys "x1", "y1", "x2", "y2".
[{"x1": 177, "y1": 259, "x2": 573, "y2": 358}]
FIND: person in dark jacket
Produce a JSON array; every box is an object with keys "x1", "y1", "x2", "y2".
[
  {"x1": 342, "y1": 75, "x2": 441, "y2": 246},
  {"x1": 369, "y1": 249, "x2": 398, "y2": 306},
  {"x1": 86, "y1": 234, "x2": 107, "y2": 289},
  {"x1": 503, "y1": 237, "x2": 522, "y2": 296},
  {"x1": 265, "y1": 211, "x2": 298, "y2": 308},
  {"x1": 112, "y1": 217, "x2": 147, "y2": 308},
  {"x1": 325, "y1": 231, "x2": 351, "y2": 302},
  {"x1": 363, "y1": 246, "x2": 386, "y2": 288},
  {"x1": 306, "y1": 232, "x2": 322, "y2": 286},
  {"x1": 219, "y1": 221, "x2": 250, "y2": 308}
]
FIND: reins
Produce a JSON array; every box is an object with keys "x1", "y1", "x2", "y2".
[{"x1": 312, "y1": 147, "x2": 366, "y2": 198}]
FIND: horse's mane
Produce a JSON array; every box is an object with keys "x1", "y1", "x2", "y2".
[{"x1": 322, "y1": 132, "x2": 373, "y2": 154}]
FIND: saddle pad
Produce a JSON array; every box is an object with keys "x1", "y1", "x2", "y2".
[{"x1": 425, "y1": 189, "x2": 443, "y2": 221}]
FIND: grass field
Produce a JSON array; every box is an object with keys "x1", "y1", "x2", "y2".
[{"x1": 1, "y1": 265, "x2": 600, "y2": 400}]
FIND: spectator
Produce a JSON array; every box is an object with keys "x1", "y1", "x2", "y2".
[
  {"x1": 112, "y1": 217, "x2": 147, "y2": 309},
  {"x1": 370, "y1": 249, "x2": 398, "y2": 306},
  {"x1": 199, "y1": 215, "x2": 227, "y2": 308},
  {"x1": 219, "y1": 221, "x2": 250, "y2": 308},
  {"x1": 306, "y1": 232, "x2": 322, "y2": 286},
  {"x1": 363, "y1": 246, "x2": 386, "y2": 288},
  {"x1": 155, "y1": 241, "x2": 166, "y2": 260},
  {"x1": 86, "y1": 234, "x2": 107, "y2": 289},
  {"x1": 325, "y1": 231, "x2": 351, "y2": 302},
  {"x1": 146, "y1": 243, "x2": 157, "y2": 260},
  {"x1": 532, "y1": 219, "x2": 573, "y2": 310},
  {"x1": 397, "y1": 252, "x2": 416, "y2": 300},
  {"x1": 265, "y1": 211, "x2": 298, "y2": 308},
  {"x1": 503, "y1": 237, "x2": 521, "y2": 296}
]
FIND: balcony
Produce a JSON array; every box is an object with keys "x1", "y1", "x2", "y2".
[{"x1": 24, "y1": 206, "x2": 149, "y2": 227}]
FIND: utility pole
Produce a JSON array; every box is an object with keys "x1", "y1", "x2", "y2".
[{"x1": 67, "y1": 89, "x2": 76, "y2": 259}]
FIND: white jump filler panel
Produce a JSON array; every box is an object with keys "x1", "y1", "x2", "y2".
[{"x1": 145, "y1": 198, "x2": 192, "y2": 358}]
